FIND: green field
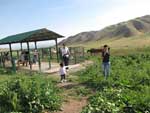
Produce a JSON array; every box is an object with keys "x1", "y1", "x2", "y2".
[
  {"x1": 0, "y1": 45, "x2": 150, "y2": 113},
  {"x1": 0, "y1": 71, "x2": 62, "y2": 113},
  {"x1": 80, "y1": 54, "x2": 150, "y2": 113}
]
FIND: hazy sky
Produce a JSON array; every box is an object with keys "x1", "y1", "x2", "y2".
[{"x1": 0, "y1": 0, "x2": 150, "y2": 39}]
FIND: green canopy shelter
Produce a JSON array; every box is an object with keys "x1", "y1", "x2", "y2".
[{"x1": 0, "y1": 28, "x2": 64, "y2": 72}]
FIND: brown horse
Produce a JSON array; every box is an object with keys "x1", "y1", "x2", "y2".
[{"x1": 87, "y1": 48, "x2": 103, "y2": 56}]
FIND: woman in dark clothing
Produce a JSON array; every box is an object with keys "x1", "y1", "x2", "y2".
[
  {"x1": 60, "y1": 44, "x2": 70, "y2": 70},
  {"x1": 102, "y1": 45, "x2": 110, "y2": 79},
  {"x1": 24, "y1": 51, "x2": 29, "y2": 66}
]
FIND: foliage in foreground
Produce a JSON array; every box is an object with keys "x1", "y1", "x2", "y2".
[
  {"x1": 79, "y1": 54, "x2": 150, "y2": 113},
  {"x1": 0, "y1": 76, "x2": 61, "y2": 113}
]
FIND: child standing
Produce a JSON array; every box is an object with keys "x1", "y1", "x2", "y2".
[{"x1": 59, "y1": 63, "x2": 67, "y2": 83}]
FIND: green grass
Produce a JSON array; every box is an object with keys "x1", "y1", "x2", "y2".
[
  {"x1": 69, "y1": 33, "x2": 150, "y2": 51},
  {"x1": 0, "y1": 71, "x2": 62, "y2": 113},
  {"x1": 110, "y1": 47, "x2": 150, "y2": 56},
  {"x1": 66, "y1": 33, "x2": 150, "y2": 57},
  {"x1": 78, "y1": 53, "x2": 150, "y2": 113},
  {"x1": 1, "y1": 41, "x2": 150, "y2": 113}
]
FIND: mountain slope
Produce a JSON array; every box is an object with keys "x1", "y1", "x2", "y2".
[{"x1": 61, "y1": 15, "x2": 150, "y2": 45}]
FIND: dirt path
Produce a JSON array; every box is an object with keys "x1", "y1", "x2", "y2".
[
  {"x1": 54, "y1": 82, "x2": 88, "y2": 113},
  {"x1": 55, "y1": 97, "x2": 87, "y2": 113},
  {"x1": 50, "y1": 61, "x2": 93, "y2": 113},
  {"x1": 20, "y1": 60, "x2": 93, "y2": 74},
  {"x1": 42, "y1": 61, "x2": 93, "y2": 113}
]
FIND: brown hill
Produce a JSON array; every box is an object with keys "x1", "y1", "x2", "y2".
[{"x1": 60, "y1": 15, "x2": 150, "y2": 45}]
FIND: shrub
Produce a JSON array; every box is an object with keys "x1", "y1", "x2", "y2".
[
  {"x1": 0, "y1": 76, "x2": 61, "y2": 113},
  {"x1": 80, "y1": 53, "x2": 150, "y2": 113}
]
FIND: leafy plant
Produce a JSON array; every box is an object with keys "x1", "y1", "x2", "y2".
[
  {"x1": 80, "y1": 53, "x2": 150, "y2": 113},
  {"x1": 0, "y1": 76, "x2": 62, "y2": 113}
]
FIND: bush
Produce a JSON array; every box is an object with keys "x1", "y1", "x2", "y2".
[
  {"x1": 0, "y1": 68, "x2": 14, "y2": 75},
  {"x1": 80, "y1": 53, "x2": 150, "y2": 113},
  {"x1": 0, "y1": 76, "x2": 61, "y2": 113}
]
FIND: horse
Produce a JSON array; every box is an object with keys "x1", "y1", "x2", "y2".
[{"x1": 87, "y1": 48, "x2": 103, "y2": 56}]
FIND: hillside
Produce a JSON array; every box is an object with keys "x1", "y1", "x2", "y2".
[{"x1": 60, "y1": 15, "x2": 150, "y2": 45}]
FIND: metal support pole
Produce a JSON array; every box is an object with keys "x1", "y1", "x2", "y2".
[
  {"x1": 1, "y1": 52, "x2": 5, "y2": 68},
  {"x1": 18, "y1": 42, "x2": 23, "y2": 67},
  {"x1": 38, "y1": 53, "x2": 41, "y2": 72},
  {"x1": 74, "y1": 48, "x2": 77, "y2": 64},
  {"x1": 83, "y1": 47, "x2": 85, "y2": 61},
  {"x1": 0, "y1": 52, "x2": 2, "y2": 67},
  {"x1": 20, "y1": 42, "x2": 23, "y2": 51},
  {"x1": 34, "y1": 41, "x2": 41, "y2": 72},
  {"x1": 27, "y1": 42, "x2": 32, "y2": 71},
  {"x1": 41, "y1": 48, "x2": 44, "y2": 59},
  {"x1": 48, "y1": 48, "x2": 51, "y2": 69},
  {"x1": 35, "y1": 41, "x2": 37, "y2": 49},
  {"x1": 17, "y1": 50, "x2": 19, "y2": 59},
  {"x1": 59, "y1": 47, "x2": 62, "y2": 61},
  {"x1": 55, "y1": 39, "x2": 59, "y2": 62},
  {"x1": 9, "y1": 43, "x2": 13, "y2": 66},
  {"x1": 9, "y1": 43, "x2": 16, "y2": 72}
]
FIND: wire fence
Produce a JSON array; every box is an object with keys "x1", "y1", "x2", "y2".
[{"x1": 0, "y1": 46, "x2": 86, "y2": 71}]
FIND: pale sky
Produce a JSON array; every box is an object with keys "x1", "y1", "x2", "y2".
[{"x1": 0, "y1": 0, "x2": 150, "y2": 48}]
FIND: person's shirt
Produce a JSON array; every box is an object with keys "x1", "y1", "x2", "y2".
[
  {"x1": 59, "y1": 67, "x2": 67, "y2": 75},
  {"x1": 33, "y1": 51, "x2": 38, "y2": 56},
  {"x1": 61, "y1": 47, "x2": 70, "y2": 57},
  {"x1": 20, "y1": 54, "x2": 25, "y2": 61},
  {"x1": 102, "y1": 51, "x2": 110, "y2": 63}
]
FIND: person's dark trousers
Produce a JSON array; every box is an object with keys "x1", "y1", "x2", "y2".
[
  {"x1": 63, "y1": 55, "x2": 69, "y2": 69},
  {"x1": 61, "y1": 74, "x2": 66, "y2": 81}
]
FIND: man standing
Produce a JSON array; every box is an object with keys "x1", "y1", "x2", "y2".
[
  {"x1": 102, "y1": 45, "x2": 110, "y2": 79},
  {"x1": 32, "y1": 49, "x2": 38, "y2": 64},
  {"x1": 60, "y1": 44, "x2": 70, "y2": 70}
]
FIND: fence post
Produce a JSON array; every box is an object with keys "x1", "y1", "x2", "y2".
[
  {"x1": 50, "y1": 48, "x2": 53, "y2": 59},
  {"x1": 59, "y1": 48, "x2": 62, "y2": 62},
  {"x1": 27, "y1": 42, "x2": 32, "y2": 72},
  {"x1": 41, "y1": 48, "x2": 44, "y2": 59},
  {"x1": 2, "y1": 53, "x2": 5, "y2": 68},
  {"x1": 83, "y1": 47, "x2": 85, "y2": 61},
  {"x1": 38, "y1": 50, "x2": 41, "y2": 72},
  {"x1": 48, "y1": 48, "x2": 51, "y2": 69},
  {"x1": 9, "y1": 43, "x2": 16, "y2": 72},
  {"x1": 12, "y1": 58, "x2": 16, "y2": 73},
  {"x1": 74, "y1": 48, "x2": 77, "y2": 64},
  {"x1": 55, "y1": 39, "x2": 59, "y2": 63},
  {"x1": 69, "y1": 47, "x2": 72, "y2": 64},
  {"x1": 17, "y1": 50, "x2": 19, "y2": 60},
  {"x1": 0, "y1": 52, "x2": 2, "y2": 67}
]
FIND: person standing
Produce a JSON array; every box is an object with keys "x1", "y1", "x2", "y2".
[
  {"x1": 24, "y1": 51, "x2": 29, "y2": 67},
  {"x1": 33, "y1": 49, "x2": 38, "y2": 64},
  {"x1": 60, "y1": 44, "x2": 70, "y2": 70},
  {"x1": 102, "y1": 45, "x2": 110, "y2": 79},
  {"x1": 20, "y1": 51, "x2": 25, "y2": 66},
  {"x1": 59, "y1": 63, "x2": 67, "y2": 83}
]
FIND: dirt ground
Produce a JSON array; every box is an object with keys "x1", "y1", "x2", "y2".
[
  {"x1": 45, "y1": 61, "x2": 93, "y2": 113},
  {"x1": 54, "y1": 82, "x2": 88, "y2": 113},
  {"x1": 19, "y1": 60, "x2": 92, "y2": 74}
]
